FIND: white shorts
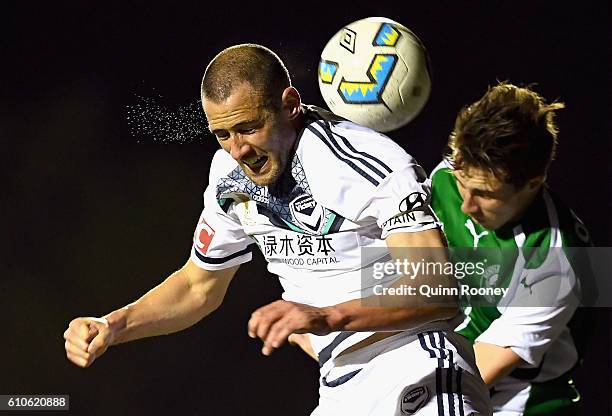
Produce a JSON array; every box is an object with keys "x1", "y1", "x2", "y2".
[{"x1": 311, "y1": 329, "x2": 492, "y2": 416}]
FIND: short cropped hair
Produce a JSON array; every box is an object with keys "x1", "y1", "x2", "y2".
[
  {"x1": 201, "y1": 44, "x2": 291, "y2": 111},
  {"x1": 445, "y1": 82, "x2": 565, "y2": 188}
]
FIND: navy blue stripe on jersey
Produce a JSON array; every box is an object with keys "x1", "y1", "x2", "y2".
[
  {"x1": 428, "y1": 332, "x2": 447, "y2": 361},
  {"x1": 320, "y1": 120, "x2": 393, "y2": 175},
  {"x1": 328, "y1": 214, "x2": 345, "y2": 234},
  {"x1": 434, "y1": 332, "x2": 458, "y2": 416},
  {"x1": 318, "y1": 332, "x2": 357, "y2": 368},
  {"x1": 313, "y1": 121, "x2": 388, "y2": 181},
  {"x1": 306, "y1": 124, "x2": 380, "y2": 186},
  {"x1": 425, "y1": 333, "x2": 446, "y2": 415},
  {"x1": 432, "y1": 333, "x2": 446, "y2": 411},
  {"x1": 385, "y1": 222, "x2": 436, "y2": 233},
  {"x1": 436, "y1": 368, "x2": 444, "y2": 416},
  {"x1": 321, "y1": 369, "x2": 362, "y2": 387},
  {"x1": 457, "y1": 367, "x2": 465, "y2": 416},
  {"x1": 418, "y1": 333, "x2": 436, "y2": 358},
  {"x1": 421, "y1": 332, "x2": 464, "y2": 416},
  {"x1": 193, "y1": 244, "x2": 254, "y2": 264},
  {"x1": 447, "y1": 350, "x2": 456, "y2": 416}
]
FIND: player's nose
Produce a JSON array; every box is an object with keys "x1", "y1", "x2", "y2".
[
  {"x1": 228, "y1": 135, "x2": 252, "y2": 161},
  {"x1": 460, "y1": 193, "x2": 480, "y2": 215}
]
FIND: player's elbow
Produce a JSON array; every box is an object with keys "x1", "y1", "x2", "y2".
[{"x1": 181, "y1": 263, "x2": 237, "y2": 316}]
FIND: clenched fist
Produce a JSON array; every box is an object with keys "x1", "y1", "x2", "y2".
[{"x1": 63, "y1": 317, "x2": 114, "y2": 368}]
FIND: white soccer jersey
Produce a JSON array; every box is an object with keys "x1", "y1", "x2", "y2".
[{"x1": 190, "y1": 106, "x2": 441, "y2": 360}]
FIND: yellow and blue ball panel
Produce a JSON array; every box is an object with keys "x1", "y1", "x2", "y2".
[
  {"x1": 319, "y1": 60, "x2": 339, "y2": 84},
  {"x1": 337, "y1": 54, "x2": 397, "y2": 104},
  {"x1": 372, "y1": 23, "x2": 401, "y2": 47}
]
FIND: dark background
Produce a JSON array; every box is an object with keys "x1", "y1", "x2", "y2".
[{"x1": 1, "y1": 1, "x2": 610, "y2": 415}]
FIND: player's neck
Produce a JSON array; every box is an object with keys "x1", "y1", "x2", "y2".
[
  {"x1": 504, "y1": 185, "x2": 544, "y2": 229},
  {"x1": 291, "y1": 109, "x2": 306, "y2": 133}
]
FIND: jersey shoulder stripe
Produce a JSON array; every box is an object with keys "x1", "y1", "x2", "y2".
[
  {"x1": 306, "y1": 122, "x2": 382, "y2": 186},
  {"x1": 192, "y1": 243, "x2": 255, "y2": 264},
  {"x1": 317, "y1": 119, "x2": 393, "y2": 175}
]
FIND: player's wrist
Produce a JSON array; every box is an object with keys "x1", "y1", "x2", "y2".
[
  {"x1": 102, "y1": 307, "x2": 128, "y2": 345},
  {"x1": 322, "y1": 305, "x2": 349, "y2": 332}
]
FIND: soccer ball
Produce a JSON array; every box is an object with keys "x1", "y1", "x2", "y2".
[{"x1": 318, "y1": 17, "x2": 432, "y2": 132}]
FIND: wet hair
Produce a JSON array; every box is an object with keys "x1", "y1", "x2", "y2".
[
  {"x1": 445, "y1": 82, "x2": 564, "y2": 188},
  {"x1": 201, "y1": 43, "x2": 291, "y2": 111}
]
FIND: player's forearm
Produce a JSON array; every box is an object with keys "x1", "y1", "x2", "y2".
[
  {"x1": 103, "y1": 268, "x2": 221, "y2": 345},
  {"x1": 324, "y1": 301, "x2": 457, "y2": 333},
  {"x1": 344, "y1": 228, "x2": 457, "y2": 331},
  {"x1": 323, "y1": 269, "x2": 459, "y2": 332},
  {"x1": 473, "y1": 342, "x2": 524, "y2": 386}
]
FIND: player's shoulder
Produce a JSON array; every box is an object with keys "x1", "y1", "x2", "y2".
[
  {"x1": 517, "y1": 187, "x2": 592, "y2": 267},
  {"x1": 429, "y1": 159, "x2": 457, "y2": 193},
  {"x1": 430, "y1": 159, "x2": 453, "y2": 179},
  {"x1": 298, "y1": 105, "x2": 418, "y2": 179},
  {"x1": 542, "y1": 189, "x2": 592, "y2": 247},
  {"x1": 205, "y1": 149, "x2": 246, "y2": 206}
]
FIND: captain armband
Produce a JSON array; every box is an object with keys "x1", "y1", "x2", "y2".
[{"x1": 381, "y1": 206, "x2": 437, "y2": 235}]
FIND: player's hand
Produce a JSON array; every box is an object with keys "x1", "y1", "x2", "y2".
[
  {"x1": 248, "y1": 300, "x2": 333, "y2": 356},
  {"x1": 63, "y1": 317, "x2": 115, "y2": 368}
]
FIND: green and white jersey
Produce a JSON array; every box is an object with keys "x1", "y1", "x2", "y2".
[{"x1": 430, "y1": 160, "x2": 591, "y2": 414}]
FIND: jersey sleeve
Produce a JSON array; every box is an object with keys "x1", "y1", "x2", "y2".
[
  {"x1": 474, "y1": 252, "x2": 580, "y2": 367},
  {"x1": 476, "y1": 305, "x2": 578, "y2": 367},
  {"x1": 360, "y1": 166, "x2": 440, "y2": 239},
  {"x1": 190, "y1": 152, "x2": 254, "y2": 270},
  {"x1": 429, "y1": 158, "x2": 453, "y2": 178}
]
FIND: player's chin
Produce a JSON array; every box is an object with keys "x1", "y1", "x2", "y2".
[
  {"x1": 246, "y1": 165, "x2": 280, "y2": 186},
  {"x1": 470, "y1": 215, "x2": 488, "y2": 227},
  {"x1": 473, "y1": 216, "x2": 502, "y2": 230}
]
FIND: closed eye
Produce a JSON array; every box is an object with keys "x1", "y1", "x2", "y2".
[
  {"x1": 210, "y1": 117, "x2": 264, "y2": 140},
  {"x1": 214, "y1": 131, "x2": 230, "y2": 140}
]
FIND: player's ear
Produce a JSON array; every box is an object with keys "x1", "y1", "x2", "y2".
[{"x1": 281, "y1": 87, "x2": 301, "y2": 120}]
